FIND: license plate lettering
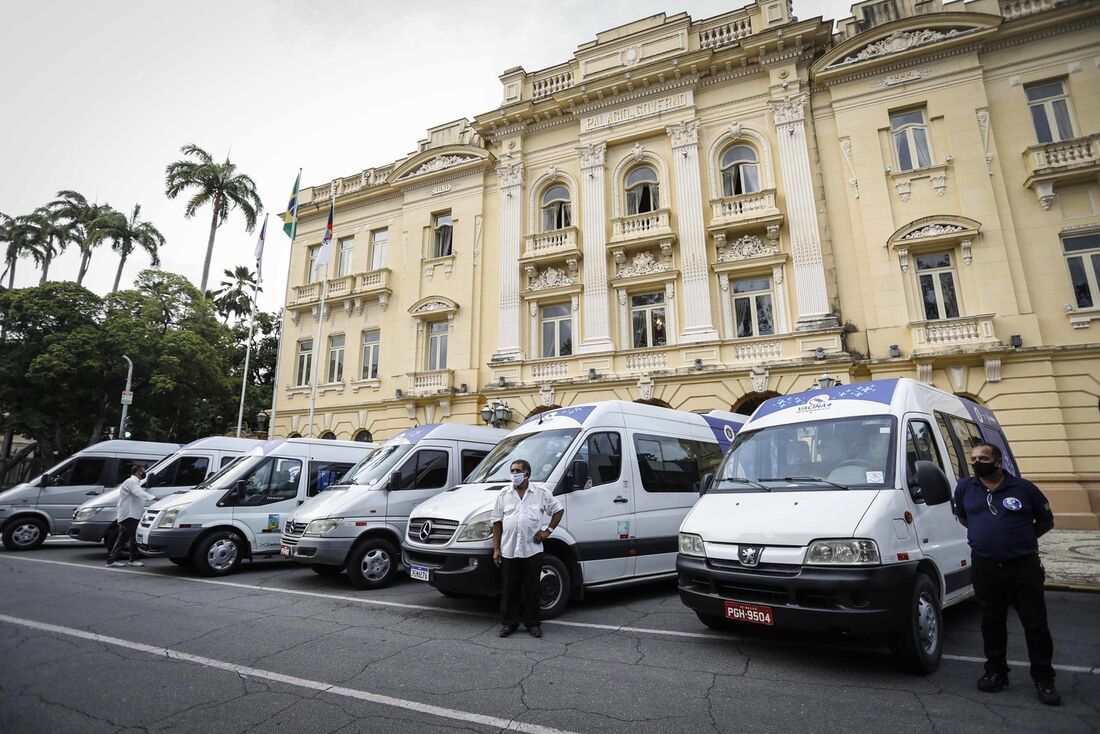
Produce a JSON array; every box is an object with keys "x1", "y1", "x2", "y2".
[
  {"x1": 409, "y1": 565, "x2": 430, "y2": 582},
  {"x1": 724, "y1": 600, "x2": 774, "y2": 626},
  {"x1": 280, "y1": 545, "x2": 291, "y2": 558}
]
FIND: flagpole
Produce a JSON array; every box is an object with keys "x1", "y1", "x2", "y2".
[
  {"x1": 235, "y1": 298, "x2": 258, "y2": 438},
  {"x1": 270, "y1": 169, "x2": 302, "y2": 440},
  {"x1": 306, "y1": 192, "x2": 334, "y2": 439}
]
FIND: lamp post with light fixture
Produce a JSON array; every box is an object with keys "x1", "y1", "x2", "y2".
[{"x1": 480, "y1": 399, "x2": 513, "y2": 428}]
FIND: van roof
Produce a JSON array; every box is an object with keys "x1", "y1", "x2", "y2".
[
  {"x1": 383, "y1": 423, "x2": 510, "y2": 445},
  {"x1": 81, "y1": 440, "x2": 181, "y2": 455},
  {"x1": 249, "y1": 437, "x2": 379, "y2": 457},
  {"x1": 180, "y1": 437, "x2": 264, "y2": 451},
  {"x1": 744, "y1": 377, "x2": 1001, "y2": 430}
]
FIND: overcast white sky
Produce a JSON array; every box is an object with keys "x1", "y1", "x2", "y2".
[{"x1": 0, "y1": 0, "x2": 852, "y2": 312}]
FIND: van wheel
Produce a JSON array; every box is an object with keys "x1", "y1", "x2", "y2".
[
  {"x1": 695, "y1": 612, "x2": 733, "y2": 631},
  {"x1": 891, "y1": 572, "x2": 943, "y2": 674},
  {"x1": 169, "y1": 557, "x2": 192, "y2": 567},
  {"x1": 346, "y1": 538, "x2": 398, "y2": 590},
  {"x1": 193, "y1": 531, "x2": 243, "y2": 577},
  {"x1": 2, "y1": 517, "x2": 48, "y2": 551},
  {"x1": 311, "y1": 564, "x2": 344, "y2": 578},
  {"x1": 538, "y1": 554, "x2": 570, "y2": 619}
]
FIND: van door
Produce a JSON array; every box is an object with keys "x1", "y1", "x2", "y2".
[
  {"x1": 630, "y1": 433, "x2": 723, "y2": 578},
  {"x1": 385, "y1": 448, "x2": 451, "y2": 537},
  {"x1": 903, "y1": 415, "x2": 971, "y2": 602},
  {"x1": 227, "y1": 455, "x2": 306, "y2": 555},
  {"x1": 39, "y1": 455, "x2": 109, "y2": 532},
  {"x1": 563, "y1": 431, "x2": 634, "y2": 584}
]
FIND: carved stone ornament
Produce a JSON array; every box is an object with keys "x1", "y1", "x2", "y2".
[
  {"x1": 496, "y1": 162, "x2": 524, "y2": 189},
  {"x1": 577, "y1": 142, "x2": 607, "y2": 169},
  {"x1": 716, "y1": 234, "x2": 779, "y2": 262},
  {"x1": 902, "y1": 223, "x2": 964, "y2": 240},
  {"x1": 411, "y1": 300, "x2": 452, "y2": 314},
  {"x1": 750, "y1": 366, "x2": 769, "y2": 394},
  {"x1": 615, "y1": 251, "x2": 672, "y2": 279},
  {"x1": 833, "y1": 28, "x2": 967, "y2": 67},
  {"x1": 729, "y1": 121, "x2": 742, "y2": 139},
  {"x1": 545, "y1": 165, "x2": 558, "y2": 179},
  {"x1": 630, "y1": 142, "x2": 646, "y2": 162},
  {"x1": 896, "y1": 180, "x2": 911, "y2": 203},
  {"x1": 931, "y1": 174, "x2": 947, "y2": 197},
  {"x1": 637, "y1": 377, "x2": 655, "y2": 401},
  {"x1": 529, "y1": 264, "x2": 577, "y2": 291},
  {"x1": 401, "y1": 155, "x2": 479, "y2": 179},
  {"x1": 666, "y1": 119, "x2": 700, "y2": 149},
  {"x1": 539, "y1": 384, "x2": 556, "y2": 406},
  {"x1": 768, "y1": 93, "x2": 807, "y2": 126}
]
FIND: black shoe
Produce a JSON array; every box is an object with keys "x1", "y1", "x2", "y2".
[
  {"x1": 1036, "y1": 680, "x2": 1061, "y2": 706},
  {"x1": 977, "y1": 672, "x2": 1008, "y2": 693},
  {"x1": 528, "y1": 625, "x2": 542, "y2": 638},
  {"x1": 499, "y1": 624, "x2": 518, "y2": 638}
]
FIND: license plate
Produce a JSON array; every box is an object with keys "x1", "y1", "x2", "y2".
[
  {"x1": 724, "y1": 600, "x2": 774, "y2": 626},
  {"x1": 409, "y1": 565, "x2": 430, "y2": 582},
  {"x1": 280, "y1": 545, "x2": 291, "y2": 558},
  {"x1": 136, "y1": 530, "x2": 147, "y2": 543}
]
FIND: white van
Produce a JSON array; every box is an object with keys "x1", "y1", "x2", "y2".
[
  {"x1": 0, "y1": 440, "x2": 180, "y2": 551},
  {"x1": 401, "y1": 401, "x2": 747, "y2": 617},
  {"x1": 677, "y1": 377, "x2": 1017, "y2": 673},
  {"x1": 135, "y1": 438, "x2": 375, "y2": 576},
  {"x1": 280, "y1": 423, "x2": 508, "y2": 589},
  {"x1": 68, "y1": 437, "x2": 263, "y2": 549}
]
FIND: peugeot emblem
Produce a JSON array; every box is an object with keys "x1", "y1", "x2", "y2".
[
  {"x1": 738, "y1": 545, "x2": 762, "y2": 567},
  {"x1": 419, "y1": 520, "x2": 433, "y2": 542}
]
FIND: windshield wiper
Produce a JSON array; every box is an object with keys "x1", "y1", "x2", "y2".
[
  {"x1": 761, "y1": 476, "x2": 850, "y2": 490},
  {"x1": 715, "y1": 477, "x2": 771, "y2": 491}
]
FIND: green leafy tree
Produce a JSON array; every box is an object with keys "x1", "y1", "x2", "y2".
[
  {"x1": 0, "y1": 212, "x2": 21, "y2": 289},
  {"x1": 99, "y1": 204, "x2": 166, "y2": 292},
  {"x1": 213, "y1": 265, "x2": 260, "y2": 323},
  {"x1": 18, "y1": 207, "x2": 74, "y2": 284},
  {"x1": 48, "y1": 191, "x2": 117, "y2": 286},
  {"x1": 164, "y1": 144, "x2": 262, "y2": 293}
]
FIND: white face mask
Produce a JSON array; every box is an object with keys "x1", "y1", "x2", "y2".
[{"x1": 511, "y1": 472, "x2": 526, "y2": 487}]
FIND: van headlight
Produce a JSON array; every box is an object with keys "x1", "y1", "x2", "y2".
[
  {"x1": 678, "y1": 533, "x2": 706, "y2": 557},
  {"x1": 305, "y1": 518, "x2": 341, "y2": 536},
  {"x1": 74, "y1": 507, "x2": 104, "y2": 522},
  {"x1": 158, "y1": 508, "x2": 181, "y2": 528},
  {"x1": 457, "y1": 511, "x2": 493, "y2": 542},
  {"x1": 805, "y1": 539, "x2": 880, "y2": 565}
]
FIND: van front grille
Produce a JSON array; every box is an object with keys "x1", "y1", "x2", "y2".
[
  {"x1": 281, "y1": 521, "x2": 308, "y2": 547},
  {"x1": 407, "y1": 518, "x2": 459, "y2": 545}
]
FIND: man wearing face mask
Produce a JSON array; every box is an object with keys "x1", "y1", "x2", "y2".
[
  {"x1": 952, "y1": 442, "x2": 1059, "y2": 706},
  {"x1": 490, "y1": 459, "x2": 564, "y2": 638},
  {"x1": 107, "y1": 465, "x2": 155, "y2": 567}
]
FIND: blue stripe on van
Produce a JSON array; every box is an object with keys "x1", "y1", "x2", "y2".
[
  {"x1": 392, "y1": 424, "x2": 440, "y2": 444},
  {"x1": 520, "y1": 405, "x2": 596, "y2": 426},
  {"x1": 702, "y1": 416, "x2": 745, "y2": 452},
  {"x1": 753, "y1": 379, "x2": 898, "y2": 419}
]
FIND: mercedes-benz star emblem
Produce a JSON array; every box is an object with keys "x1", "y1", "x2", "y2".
[
  {"x1": 419, "y1": 520, "x2": 433, "y2": 542},
  {"x1": 738, "y1": 545, "x2": 763, "y2": 567}
]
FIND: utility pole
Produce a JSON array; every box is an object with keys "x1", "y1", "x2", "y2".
[{"x1": 118, "y1": 355, "x2": 133, "y2": 439}]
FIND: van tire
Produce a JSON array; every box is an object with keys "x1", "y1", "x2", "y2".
[
  {"x1": 169, "y1": 557, "x2": 192, "y2": 567},
  {"x1": 346, "y1": 538, "x2": 398, "y2": 590},
  {"x1": 891, "y1": 572, "x2": 943, "y2": 674},
  {"x1": 2, "y1": 516, "x2": 48, "y2": 551},
  {"x1": 311, "y1": 564, "x2": 344, "y2": 578},
  {"x1": 193, "y1": 530, "x2": 244, "y2": 577},
  {"x1": 538, "y1": 554, "x2": 570, "y2": 620},
  {"x1": 695, "y1": 612, "x2": 733, "y2": 631}
]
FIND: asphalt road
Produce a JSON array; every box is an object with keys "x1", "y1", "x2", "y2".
[{"x1": 1, "y1": 539, "x2": 1097, "y2": 734}]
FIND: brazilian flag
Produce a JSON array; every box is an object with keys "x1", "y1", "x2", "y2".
[{"x1": 283, "y1": 169, "x2": 301, "y2": 239}]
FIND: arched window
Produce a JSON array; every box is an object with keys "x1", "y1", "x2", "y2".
[
  {"x1": 625, "y1": 166, "x2": 659, "y2": 215},
  {"x1": 319, "y1": 431, "x2": 337, "y2": 440},
  {"x1": 720, "y1": 145, "x2": 760, "y2": 197},
  {"x1": 288, "y1": 432, "x2": 302, "y2": 439},
  {"x1": 541, "y1": 185, "x2": 571, "y2": 231},
  {"x1": 353, "y1": 429, "x2": 373, "y2": 443},
  {"x1": 731, "y1": 391, "x2": 781, "y2": 416}
]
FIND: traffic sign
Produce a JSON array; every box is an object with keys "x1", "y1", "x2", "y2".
[{"x1": 121, "y1": 391, "x2": 133, "y2": 405}]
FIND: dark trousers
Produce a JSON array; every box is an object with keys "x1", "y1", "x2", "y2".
[
  {"x1": 971, "y1": 553, "x2": 1055, "y2": 683},
  {"x1": 108, "y1": 518, "x2": 139, "y2": 563},
  {"x1": 500, "y1": 553, "x2": 542, "y2": 627}
]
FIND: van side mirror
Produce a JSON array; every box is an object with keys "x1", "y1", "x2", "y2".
[
  {"x1": 570, "y1": 460, "x2": 589, "y2": 490},
  {"x1": 234, "y1": 479, "x2": 249, "y2": 499},
  {"x1": 699, "y1": 473, "x2": 714, "y2": 495},
  {"x1": 144, "y1": 474, "x2": 161, "y2": 489},
  {"x1": 914, "y1": 460, "x2": 951, "y2": 506},
  {"x1": 39, "y1": 474, "x2": 50, "y2": 488},
  {"x1": 388, "y1": 470, "x2": 401, "y2": 492}
]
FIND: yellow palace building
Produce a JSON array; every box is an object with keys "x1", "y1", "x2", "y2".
[{"x1": 272, "y1": 0, "x2": 1100, "y2": 528}]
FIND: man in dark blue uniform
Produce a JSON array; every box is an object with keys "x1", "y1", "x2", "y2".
[{"x1": 952, "y1": 442, "x2": 1059, "y2": 706}]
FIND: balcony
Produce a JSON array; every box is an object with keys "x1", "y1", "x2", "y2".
[
  {"x1": 708, "y1": 190, "x2": 783, "y2": 233},
  {"x1": 290, "y1": 269, "x2": 392, "y2": 311},
  {"x1": 409, "y1": 369, "x2": 454, "y2": 396},
  {"x1": 1024, "y1": 134, "x2": 1100, "y2": 208},
  {"x1": 527, "y1": 360, "x2": 572, "y2": 381},
  {"x1": 531, "y1": 66, "x2": 574, "y2": 101},
  {"x1": 520, "y1": 227, "x2": 581, "y2": 265},
  {"x1": 999, "y1": 0, "x2": 1055, "y2": 21},
  {"x1": 356, "y1": 268, "x2": 391, "y2": 296},
  {"x1": 908, "y1": 314, "x2": 999, "y2": 354},
  {"x1": 609, "y1": 209, "x2": 675, "y2": 248}
]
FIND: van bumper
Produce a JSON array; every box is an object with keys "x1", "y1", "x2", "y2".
[
  {"x1": 289, "y1": 537, "x2": 353, "y2": 566},
  {"x1": 676, "y1": 555, "x2": 916, "y2": 635},
  {"x1": 402, "y1": 545, "x2": 500, "y2": 597},
  {"x1": 138, "y1": 528, "x2": 203, "y2": 558},
  {"x1": 68, "y1": 520, "x2": 112, "y2": 543}
]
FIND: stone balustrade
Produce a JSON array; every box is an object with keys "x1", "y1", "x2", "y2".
[
  {"x1": 626, "y1": 352, "x2": 669, "y2": 372},
  {"x1": 1025, "y1": 134, "x2": 1099, "y2": 172},
  {"x1": 910, "y1": 314, "x2": 998, "y2": 352},
  {"x1": 532, "y1": 69, "x2": 574, "y2": 100},
  {"x1": 610, "y1": 209, "x2": 673, "y2": 244},
  {"x1": 710, "y1": 190, "x2": 779, "y2": 225},
  {"x1": 327, "y1": 275, "x2": 355, "y2": 299},
  {"x1": 732, "y1": 340, "x2": 783, "y2": 363},
  {"x1": 357, "y1": 268, "x2": 390, "y2": 293},
  {"x1": 411, "y1": 369, "x2": 454, "y2": 396},
  {"x1": 292, "y1": 282, "x2": 321, "y2": 305},
  {"x1": 530, "y1": 361, "x2": 571, "y2": 380},
  {"x1": 524, "y1": 228, "x2": 578, "y2": 258},
  {"x1": 999, "y1": 0, "x2": 1055, "y2": 20},
  {"x1": 698, "y1": 17, "x2": 752, "y2": 49}
]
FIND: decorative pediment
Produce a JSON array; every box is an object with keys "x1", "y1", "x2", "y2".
[
  {"x1": 525, "y1": 259, "x2": 579, "y2": 291},
  {"x1": 613, "y1": 244, "x2": 673, "y2": 279},
  {"x1": 408, "y1": 296, "x2": 459, "y2": 317},
  {"x1": 390, "y1": 145, "x2": 491, "y2": 182},
  {"x1": 832, "y1": 28, "x2": 972, "y2": 68},
  {"x1": 889, "y1": 215, "x2": 981, "y2": 246},
  {"x1": 715, "y1": 234, "x2": 779, "y2": 263}
]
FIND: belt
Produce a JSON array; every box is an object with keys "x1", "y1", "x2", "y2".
[{"x1": 973, "y1": 552, "x2": 1039, "y2": 565}]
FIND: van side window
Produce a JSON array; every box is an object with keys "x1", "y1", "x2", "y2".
[
  {"x1": 53, "y1": 458, "x2": 106, "y2": 486},
  {"x1": 572, "y1": 432, "x2": 622, "y2": 487},
  {"x1": 905, "y1": 420, "x2": 945, "y2": 501},
  {"x1": 220, "y1": 455, "x2": 238, "y2": 468},
  {"x1": 397, "y1": 450, "x2": 449, "y2": 490},
  {"x1": 175, "y1": 457, "x2": 210, "y2": 486},
  {"x1": 229, "y1": 457, "x2": 303, "y2": 505},
  {"x1": 950, "y1": 416, "x2": 984, "y2": 454},
  {"x1": 113, "y1": 459, "x2": 146, "y2": 485},
  {"x1": 460, "y1": 450, "x2": 488, "y2": 481},
  {"x1": 309, "y1": 461, "x2": 356, "y2": 496},
  {"x1": 934, "y1": 412, "x2": 967, "y2": 479},
  {"x1": 634, "y1": 435, "x2": 720, "y2": 493}
]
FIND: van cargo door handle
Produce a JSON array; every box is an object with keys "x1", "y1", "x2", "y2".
[{"x1": 613, "y1": 496, "x2": 629, "y2": 503}]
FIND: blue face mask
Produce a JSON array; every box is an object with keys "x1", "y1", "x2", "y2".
[{"x1": 511, "y1": 472, "x2": 526, "y2": 487}]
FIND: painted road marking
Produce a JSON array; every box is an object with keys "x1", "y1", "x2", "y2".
[
  {"x1": 3, "y1": 555, "x2": 1096, "y2": 675},
  {"x1": 0, "y1": 612, "x2": 580, "y2": 734}
]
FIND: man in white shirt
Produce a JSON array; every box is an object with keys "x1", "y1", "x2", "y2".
[
  {"x1": 107, "y1": 465, "x2": 155, "y2": 567},
  {"x1": 491, "y1": 459, "x2": 564, "y2": 638}
]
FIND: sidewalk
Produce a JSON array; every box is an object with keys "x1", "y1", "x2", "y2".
[{"x1": 1039, "y1": 529, "x2": 1100, "y2": 591}]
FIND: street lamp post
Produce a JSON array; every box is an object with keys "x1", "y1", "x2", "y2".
[{"x1": 118, "y1": 355, "x2": 133, "y2": 439}]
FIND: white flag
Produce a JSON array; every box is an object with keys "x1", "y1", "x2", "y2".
[
  {"x1": 313, "y1": 198, "x2": 335, "y2": 277},
  {"x1": 254, "y1": 215, "x2": 267, "y2": 280}
]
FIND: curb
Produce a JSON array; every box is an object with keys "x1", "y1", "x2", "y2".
[{"x1": 1045, "y1": 581, "x2": 1100, "y2": 594}]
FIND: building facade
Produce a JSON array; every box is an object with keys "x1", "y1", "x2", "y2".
[{"x1": 273, "y1": 0, "x2": 1100, "y2": 528}]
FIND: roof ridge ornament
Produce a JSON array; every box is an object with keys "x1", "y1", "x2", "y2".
[{"x1": 830, "y1": 28, "x2": 968, "y2": 68}]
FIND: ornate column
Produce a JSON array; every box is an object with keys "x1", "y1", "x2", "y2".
[
  {"x1": 666, "y1": 120, "x2": 719, "y2": 343},
  {"x1": 576, "y1": 143, "x2": 614, "y2": 353},
  {"x1": 769, "y1": 93, "x2": 838, "y2": 330},
  {"x1": 492, "y1": 161, "x2": 525, "y2": 361}
]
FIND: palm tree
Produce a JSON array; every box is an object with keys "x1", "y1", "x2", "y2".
[
  {"x1": 0, "y1": 212, "x2": 17, "y2": 289},
  {"x1": 213, "y1": 265, "x2": 261, "y2": 323},
  {"x1": 99, "y1": 204, "x2": 165, "y2": 292},
  {"x1": 48, "y1": 191, "x2": 116, "y2": 286},
  {"x1": 164, "y1": 144, "x2": 262, "y2": 292},
  {"x1": 19, "y1": 207, "x2": 74, "y2": 284}
]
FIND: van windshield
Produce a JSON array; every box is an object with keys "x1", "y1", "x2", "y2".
[
  {"x1": 715, "y1": 416, "x2": 895, "y2": 491},
  {"x1": 466, "y1": 429, "x2": 580, "y2": 484},
  {"x1": 342, "y1": 444, "x2": 413, "y2": 487},
  {"x1": 195, "y1": 455, "x2": 249, "y2": 490}
]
